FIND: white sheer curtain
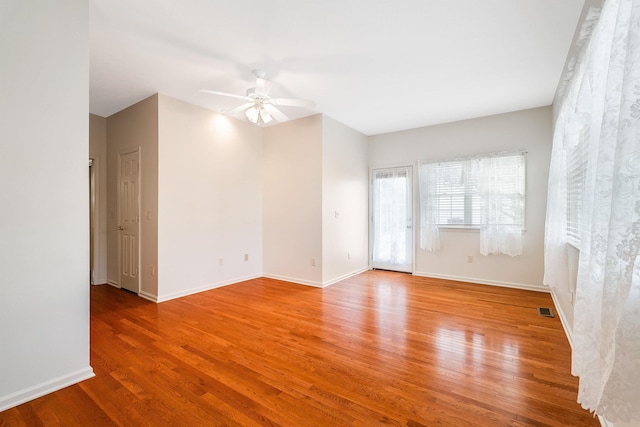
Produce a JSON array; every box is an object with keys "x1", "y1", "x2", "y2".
[
  {"x1": 478, "y1": 154, "x2": 525, "y2": 257},
  {"x1": 544, "y1": 0, "x2": 640, "y2": 422},
  {"x1": 418, "y1": 162, "x2": 441, "y2": 251},
  {"x1": 372, "y1": 169, "x2": 408, "y2": 264}
]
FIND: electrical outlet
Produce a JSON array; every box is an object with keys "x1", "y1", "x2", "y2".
[
  {"x1": 218, "y1": 258, "x2": 223, "y2": 266},
  {"x1": 244, "y1": 253, "x2": 249, "y2": 261},
  {"x1": 467, "y1": 255, "x2": 474, "y2": 263},
  {"x1": 311, "y1": 258, "x2": 316, "y2": 267},
  {"x1": 348, "y1": 252, "x2": 351, "y2": 260},
  {"x1": 150, "y1": 266, "x2": 155, "y2": 276}
]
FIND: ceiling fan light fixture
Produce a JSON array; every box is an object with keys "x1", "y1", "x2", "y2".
[
  {"x1": 245, "y1": 106, "x2": 259, "y2": 124},
  {"x1": 203, "y1": 70, "x2": 305, "y2": 126},
  {"x1": 259, "y1": 108, "x2": 272, "y2": 124}
]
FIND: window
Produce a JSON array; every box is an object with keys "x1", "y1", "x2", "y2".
[
  {"x1": 419, "y1": 151, "x2": 526, "y2": 256},
  {"x1": 420, "y1": 153, "x2": 525, "y2": 227},
  {"x1": 430, "y1": 159, "x2": 481, "y2": 226},
  {"x1": 566, "y1": 131, "x2": 587, "y2": 248},
  {"x1": 479, "y1": 154, "x2": 526, "y2": 229}
]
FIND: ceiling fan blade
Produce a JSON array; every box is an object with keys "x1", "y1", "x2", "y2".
[
  {"x1": 223, "y1": 103, "x2": 253, "y2": 115},
  {"x1": 263, "y1": 104, "x2": 288, "y2": 122},
  {"x1": 200, "y1": 89, "x2": 248, "y2": 101},
  {"x1": 255, "y1": 77, "x2": 273, "y2": 97},
  {"x1": 272, "y1": 98, "x2": 315, "y2": 109}
]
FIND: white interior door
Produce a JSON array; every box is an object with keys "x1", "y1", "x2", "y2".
[
  {"x1": 371, "y1": 167, "x2": 413, "y2": 273},
  {"x1": 119, "y1": 150, "x2": 140, "y2": 293}
]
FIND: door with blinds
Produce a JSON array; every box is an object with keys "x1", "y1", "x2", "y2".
[{"x1": 371, "y1": 166, "x2": 413, "y2": 273}]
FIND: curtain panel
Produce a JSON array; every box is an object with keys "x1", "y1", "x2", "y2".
[
  {"x1": 544, "y1": 0, "x2": 640, "y2": 422},
  {"x1": 478, "y1": 154, "x2": 525, "y2": 257}
]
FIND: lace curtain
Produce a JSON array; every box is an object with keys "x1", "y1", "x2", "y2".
[
  {"x1": 544, "y1": 0, "x2": 640, "y2": 422},
  {"x1": 478, "y1": 154, "x2": 525, "y2": 257},
  {"x1": 418, "y1": 162, "x2": 442, "y2": 251}
]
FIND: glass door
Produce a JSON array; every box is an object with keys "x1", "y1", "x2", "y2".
[{"x1": 371, "y1": 166, "x2": 413, "y2": 273}]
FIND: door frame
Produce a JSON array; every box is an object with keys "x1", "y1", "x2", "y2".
[
  {"x1": 89, "y1": 158, "x2": 95, "y2": 285},
  {"x1": 369, "y1": 164, "x2": 415, "y2": 274},
  {"x1": 118, "y1": 148, "x2": 141, "y2": 294}
]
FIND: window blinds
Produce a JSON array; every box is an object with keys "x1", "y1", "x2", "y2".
[{"x1": 566, "y1": 138, "x2": 587, "y2": 247}]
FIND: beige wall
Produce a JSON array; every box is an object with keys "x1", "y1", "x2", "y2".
[
  {"x1": 369, "y1": 107, "x2": 552, "y2": 291},
  {"x1": 322, "y1": 115, "x2": 370, "y2": 284},
  {"x1": 0, "y1": 0, "x2": 93, "y2": 410},
  {"x1": 262, "y1": 114, "x2": 370, "y2": 286},
  {"x1": 263, "y1": 115, "x2": 324, "y2": 285},
  {"x1": 90, "y1": 114, "x2": 108, "y2": 284},
  {"x1": 106, "y1": 94, "x2": 159, "y2": 298},
  {"x1": 157, "y1": 95, "x2": 264, "y2": 301}
]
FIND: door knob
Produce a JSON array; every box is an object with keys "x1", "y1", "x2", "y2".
[{"x1": 117, "y1": 226, "x2": 124, "y2": 230}]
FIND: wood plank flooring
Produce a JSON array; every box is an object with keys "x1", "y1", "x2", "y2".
[{"x1": 1, "y1": 271, "x2": 599, "y2": 426}]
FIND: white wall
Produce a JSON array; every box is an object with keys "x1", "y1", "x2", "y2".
[
  {"x1": 90, "y1": 114, "x2": 108, "y2": 284},
  {"x1": 322, "y1": 116, "x2": 370, "y2": 284},
  {"x1": 263, "y1": 115, "x2": 324, "y2": 286},
  {"x1": 369, "y1": 107, "x2": 552, "y2": 291},
  {"x1": 157, "y1": 95, "x2": 263, "y2": 301},
  {"x1": 106, "y1": 95, "x2": 159, "y2": 298},
  {"x1": 0, "y1": 0, "x2": 94, "y2": 411}
]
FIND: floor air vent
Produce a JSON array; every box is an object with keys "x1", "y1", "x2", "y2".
[{"x1": 538, "y1": 307, "x2": 554, "y2": 318}]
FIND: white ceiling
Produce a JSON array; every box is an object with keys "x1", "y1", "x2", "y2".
[{"x1": 90, "y1": 0, "x2": 584, "y2": 136}]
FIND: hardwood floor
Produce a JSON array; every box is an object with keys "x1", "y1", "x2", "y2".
[{"x1": 1, "y1": 271, "x2": 599, "y2": 426}]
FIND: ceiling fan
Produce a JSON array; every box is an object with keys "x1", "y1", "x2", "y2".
[{"x1": 201, "y1": 69, "x2": 315, "y2": 125}]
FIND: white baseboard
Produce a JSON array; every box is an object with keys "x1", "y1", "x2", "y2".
[
  {"x1": 261, "y1": 273, "x2": 324, "y2": 288},
  {"x1": 156, "y1": 274, "x2": 262, "y2": 303},
  {"x1": 138, "y1": 291, "x2": 158, "y2": 302},
  {"x1": 413, "y1": 271, "x2": 550, "y2": 293},
  {"x1": 0, "y1": 367, "x2": 94, "y2": 412},
  {"x1": 106, "y1": 280, "x2": 156, "y2": 302},
  {"x1": 263, "y1": 267, "x2": 370, "y2": 288},
  {"x1": 322, "y1": 266, "x2": 371, "y2": 287},
  {"x1": 549, "y1": 287, "x2": 574, "y2": 350},
  {"x1": 92, "y1": 274, "x2": 108, "y2": 286},
  {"x1": 106, "y1": 280, "x2": 120, "y2": 288},
  {"x1": 149, "y1": 268, "x2": 372, "y2": 302}
]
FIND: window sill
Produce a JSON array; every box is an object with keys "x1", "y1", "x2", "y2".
[
  {"x1": 436, "y1": 226, "x2": 528, "y2": 233},
  {"x1": 567, "y1": 241, "x2": 581, "y2": 251},
  {"x1": 438, "y1": 226, "x2": 480, "y2": 232}
]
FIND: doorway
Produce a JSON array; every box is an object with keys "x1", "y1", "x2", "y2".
[
  {"x1": 118, "y1": 150, "x2": 140, "y2": 293},
  {"x1": 371, "y1": 166, "x2": 413, "y2": 273}
]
